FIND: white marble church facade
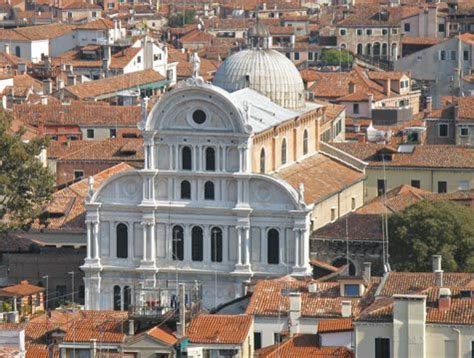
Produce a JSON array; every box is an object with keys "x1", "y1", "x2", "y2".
[{"x1": 82, "y1": 77, "x2": 313, "y2": 310}]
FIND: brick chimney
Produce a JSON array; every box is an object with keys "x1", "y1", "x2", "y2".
[
  {"x1": 383, "y1": 78, "x2": 391, "y2": 96},
  {"x1": 438, "y1": 288, "x2": 451, "y2": 311}
]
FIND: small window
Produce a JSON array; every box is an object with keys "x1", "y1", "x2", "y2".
[
  {"x1": 274, "y1": 332, "x2": 283, "y2": 344},
  {"x1": 344, "y1": 284, "x2": 360, "y2": 297},
  {"x1": 205, "y1": 147, "x2": 216, "y2": 171},
  {"x1": 438, "y1": 123, "x2": 448, "y2": 137},
  {"x1": 281, "y1": 138, "x2": 287, "y2": 165},
  {"x1": 86, "y1": 129, "x2": 94, "y2": 139},
  {"x1": 375, "y1": 338, "x2": 390, "y2": 358},
  {"x1": 110, "y1": 128, "x2": 116, "y2": 138},
  {"x1": 137, "y1": 55, "x2": 142, "y2": 63},
  {"x1": 353, "y1": 103, "x2": 359, "y2": 114},
  {"x1": 392, "y1": 28, "x2": 397, "y2": 34},
  {"x1": 439, "y1": 50, "x2": 446, "y2": 61},
  {"x1": 339, "y1": 28, "x2": 347, "y2": 36},
  {"x1": 260, "y1": 148, "x2": 266, "y2": 173},
  {"x1": 459, "y1": 181, "x2": 469, "y2": 191},
  {"x1": 450, "y1": 51, "x2": 456, "y2": 61},
  {"x1": 460, "y1": 127, "x2": 469, "y2": 137},
  {"x1": 180, "y1": 180, "x2": 191, "y2": 199},
  {"x1": 351, "y1": 197, "x2": 356, "y2": 210},
  {"x1": 204, "y1": 181, "x2": 215, "y2": 200},
  {"x1": 357, "y1": 28, "x2": 363, "y2": 36},
  {"x1": 331, "y1": 207, "x2": 336, "y2": 222},
  {"x1": 404, "y1": 23, "x2": 410, "y2": 32},
  {"x1": 113, "y1": 285, "x2": 121, "y2": 311},
  {"x1": 192, "y1": 109, "x2": 206, "y2": 124},
  {"x1": 366, "y1": 29, "x2": 372, "y2": 35},
  {"x1": 377, "y1": 179, "x2": 386, "y2": 196},
  {"x1": 182, "y1": 146, "x2": 192, "y2": 170},
  {"x1": 411, "y1": 180, "x2": 420, "y2": 188},
  {"x1": 463, "y1": 50, "x2": 469, "y2": 61},
  {"x1": 68, "y1": 11, "x2": 72, "y2": 18},
  {"x1": 294, "y1": 52, "x2": 300, "y2": 60},
  {"x1": 303, "y1": 129, "x2": 309, "y2": 155},
  {"x1": 438, "y1": 23, "x2": 445, "y2": 32},
  {"x1": 254, "y1": 332, "x2": 262, "y2": 350},
  {"x1": 308, "y1": 52, "x2": 313, "y2": 61},
  {"x1": 91, "y1": 11, "x2": 97, "y2": 17},
  {"x1": 74, "y1": 170, "x2": 84, "y2": 180},
  {"x1": 382, "y1": 28, "x2": 388, "y2": 35},
  {"x1": 438, "y1": 181, "x2": 447, "y2": 193}
]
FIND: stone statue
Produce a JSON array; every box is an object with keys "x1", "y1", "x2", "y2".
[
  {"x1": 87, "y1": 176, "x2": 94, "y2": 203},
  {"x1": 298, "y1": 182, "x2": 305, "y2": 205},
  {"x1": 190, "y1": 52, "x2": 201, "y2": 79},
  {"x1": 137, "y1": 97, "x2": 149, "y2": 130},
  {"x1": 242, "y1": 101, "x2": 251, "y2": 123}
]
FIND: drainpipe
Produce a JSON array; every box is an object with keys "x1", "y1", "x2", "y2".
[{"x1": 452, "y1": 328, "x2": 461, "y2": 358}]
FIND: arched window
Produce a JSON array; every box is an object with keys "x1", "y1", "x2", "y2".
[
  {"x1": 172, "y1": 225, "x2": 184, "y2": 261},
  {"x1": 116, "y1": 223, "x2": 128, "y2": 258},
  {"x1": 15, "y1": 46, "x2": 20, "y2": 57},
  {"x1": 205, "y1": 147, "x2": 216, "y2": 171},
  {"x1": 182, "y1": 146, "x2": 192, "y2": 170},
  {"x1": 113, "y1": 285, "x2": 121, "y2": 311},
  {"x1": 204, "y1": 181, "x2": 215, "y2": 200},
  {"x1": 281, "y1": 138, "x2": 287, "y2": 165},
  {"x1": 191, "y1": 226, "x2": 203, "y2": 261},
  {"x1": 123, "y1": 286, "x2": 131, "y2": 310},
  {"x1": 260, "y1": 148, "x2": 265, "y2": 173},
  {"x1": 357, "y1": 43, "x2": 363, "y2": 55},
  {"x1": 211, "y1": 227, "x2": 223, "y2": 262},
  {"x1": 303, "y1": 130, "x2": 309, "y2": 155},
  {"x1": 180, "y1": 180, "x2": 191, "y2": 199},
  {"x1": 267, "y1": 229, "x2": 279, "y2": 264}
]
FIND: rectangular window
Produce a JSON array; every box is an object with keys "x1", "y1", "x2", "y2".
[
  {"x1": 74, "y1": 170, "x2": 84, "y2": 180},
  {"x1": 67, "y1": 12, "x2": 72, "y2": 18},
  {"x1": 450, "y1": 51, "x2": 457, "y2": 60},
  {"x1": 110, "y1": 128, "x2": 117, "y2": 138},
  {"x1": 392, "y1": 28, "x2": 397, "y2": 34},
  {"x1": 438, "y1": 123, "x2": 448, "y2": 137},
  {"x1": 308, "y1": 52, "x2": 313, "y2": 60},
  {"x1": 331, "y1": 207, "x2": 336, "y2": 222},
  {"x1": 344, "y1": 284, "x2": 360, "y2": 297},
  {"x1": 340, "y1": 28, "x2": 347, "y2": 36},
  {"x1": 366, "y1": 29, "x2": 372, "y2": 35},
  {"x1": 460, "y1": 127, "x2": 469, "y2": 137},
  {"x1": 377, "y1": 179, "x2": 386, "y2": 196},
  {"x1": 411, "y1": 180, "x2": 420, "y2": 188},
  {"x1": 357, "y1": 28, "x2": 363, "y2": 36},
  {"x1": 86, "y1": 129, "x2": 94, "y2": 139},
  {"x1": 459, "y1": 181, "x2": 469, "y2": 191},
  {"x1": 438, "y1": 181, "x2": 447, "y2": 193},
  {"x1": 294, "y1": 52, "x2": 300, "y2": 60},
  {"x1": 404, "y1": 23, "x2": 410, "y2": 32},
  {"x1": 254, "y1": 332, "x2": 262, "y2": 350},
  {"x1": 274, "y1": 333, "x2": 283, "y2": 344},
  {"x1": 92, "y1": 11, "x2": 97, "y2": 17},
  {"x1": 353, "y1": 103, "x2": 360, "y2": 114},
  {"x1": 382, "y1": 28, "x2": 388, "y2": 35},
  {"x1": 438, "y1": 23, "x2": 445, "y2": 32},
  {"x1": 137, "y1": 56, "x2": 142, "y2": 63},
  {"x1": 351, "y1": 197, "x2": 356, "y2": 210},
  {"x1": 439, "y1": 50, "x2": 446, "y2": 61},
  {"x1": 375, "y1": 338, "x2": 390, "y2": 358},
  {"x1": 464, "y1": 50, "x2": 469, "y2": 61}
]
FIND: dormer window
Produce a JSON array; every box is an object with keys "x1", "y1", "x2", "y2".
[{"x1": 344, "y1": 284, "x2": 360, "y2": 297}]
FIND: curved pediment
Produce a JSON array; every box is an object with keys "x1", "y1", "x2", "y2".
[
  {"x1": 145, "y1": 82, "x2": 249, "y2": 134},
  {"x1": 249, "y1": 175, "x2": 302, "y2": 211},
  {"x1": 93, "y1": 171, "x2": 143, "y2": 205}
]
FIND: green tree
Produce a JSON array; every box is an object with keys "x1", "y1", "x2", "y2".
[
  {"x1": 168, "y1": 10, "x2": 197, "y2": 27},
  {"x1": 0, "y1": 111, "x2": 54, "y2": 231},
  {"x1": 320, "y1": 49, "x2": 353, "y2": 66},
  {"x1": 388, "y1": 200, "x2": 474, "y2": 272}
]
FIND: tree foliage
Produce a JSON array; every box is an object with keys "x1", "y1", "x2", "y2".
[
  {"x1": 320, "y1": 49, "x2": 353, "y2": 66},
  {"x1": 0, "y1": 111, "x2": 54, "y2": 231},
  {"x1": 168, "y1": 10, "x2": 197, "y2": 27},
  {"x1": 388, "y1": 200, "x2": 474, "y2": 272}
]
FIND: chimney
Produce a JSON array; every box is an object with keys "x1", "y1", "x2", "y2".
[
  {"x1": 176, "y1": 283, "x2": 186, "y2": 338},
  {"x1": 383, "y1": 78, "x2": 391, "y2": 96},
  {"x1": 341, "y1": 300, "x2": 352, "y2": 317},
  {"x1": 357, "y1": 132, "x2": 367, "y2": 143},
  {"x1": 4, "y1": 44, "x2": 9, "y2": 54},
  {"x1": 425, "y1": 96, "x2": 433, "y2": 113},
  {"x1": 348, "y1": 81, "x2": 356, "y2": 94},
  {"x1": 363, "y1": 262, "x2": 372, "y2": 283},
  {"x1": 42, "y1": 79, "x2": 52, "y2": 95},
  {"x1": 57, "y1": 79, "x2": 64, "y2": 90},
  {"x1": 127, "y1": 320, "x2": 135, "y2": 336},
  {"x1": 90, "y1": 339, "x2": 97, "y2": 358},
  {"x1": 17, "y1": 62, "x2": 26, "y2": 75},
  {"x1": 432, "y1": 255, "x2": 443, "y2": 286},
  {"x1": 41, "y1": 96, "x2": 48, "y2": 106},
  {"x1": 67, "y1": 74, "x2": 76, "y2": 86},
  {"x1": 288, "y1": 292, "x2": 301, "y2": 336},
  {"x1": 438, "y1": 288, "x2": 451, "y2": 311}
]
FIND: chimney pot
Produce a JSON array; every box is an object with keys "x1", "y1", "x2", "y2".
[
  {"x1": 363, "y1": 262, "x2": 372, "y2": 283},
  {"x1": 341, "y1": 300, "x2": 352, "y2": 318},
  {"x1": 127, "y1": 320, "x2": 134, "y2": 336},
  {"x1": 432, "y1": 255, "x2": 442, "y2": 272}
]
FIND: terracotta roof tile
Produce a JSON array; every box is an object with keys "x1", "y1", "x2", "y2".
[
  {"x1": 317, "y1": 318, "x2": 353, "y2": 333},
  {"x1": 0, "y1": 280, "x2": 44, "y2": 297},
  {"x1": 0, "y1": 23, "x2": 74, "y2": 41},
  {"x1": 146, "y1": 326, "x2": 177, "y2": 346},
  {"x1": 187, "y1": 314, "x2": 252, "y2": 344},
  {"x1": 458, "y1": 96, "x2": 474, "y2": 121}
]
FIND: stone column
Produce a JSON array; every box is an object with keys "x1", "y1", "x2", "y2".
[
  {"x1": 204, "y1": 225, "x2": 211, "y2": 263},
  {"x1": 93, "y1": 221, "x2": 99, "y2": 260},
  {"x1": 86, "y1": 221, "x2": 92, "y2": 259},
  {"x1": 222, "y1": 146, "x2": 227, "y2": 172},
  {"x1": 184, "y1": 225, "x2": 192, "y2": 262},
  {"x1": 149, "y1": 222, "x2": 156, "y2": 262},
  {"x1": 293, "y1": 228, "x2": 300, "y2": 268},
  {"x1": 236, "y1": 226, "x2": 242, "y2": 266},
  {"x1": 244, "y1": 227, "x2": 250, "y2": 266},
  {"x1": 141, "y1": 222, "x2": 148, "y2": 262}
]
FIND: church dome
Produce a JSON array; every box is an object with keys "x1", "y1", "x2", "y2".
[{"x1": 213, "y1": 49, "x2": 306, "y2": 110}]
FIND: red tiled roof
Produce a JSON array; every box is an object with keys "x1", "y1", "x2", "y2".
[
  {"x1": 187, "y1": 314, "x2": 252, "y2": 344},
  {"x1": 256, "y1": 334, "x2": 353, "y2": 357},
  {"x1": 0, "y1": 23, "x2": 74, "y2": 41},
  {"x1": 317, "y1": 318, "x2": 353, "y2": 333},
  {"x1": 0, "y1": 280, "x2": 44, "y2": 297},
  {"x1": 147, "y1": 326, "x2": 178, "y2": 346},
  {"x1": 458, "y1": 96, "x2": 474, "y2": 121},
  {"x1": 179, "y1": 29, "x2": 214, "y2": 44}
]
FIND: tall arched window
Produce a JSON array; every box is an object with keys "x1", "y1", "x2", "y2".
[
  {"x1": 260, "y1": 148, "x2": 265, "y2": 173},
  {"x1": 172, "y1": 225, "x2": 184, "y2": 261},
  {"x1": 281, "y1": 138, "x2": 287, "y2": 165},
  {"x1": 303, "y1": 130, "x2": 309, "y2": 155},
  {"x1": 211, "y1": 227, "x2": 223, "y2": 262},
  {"x1": 267, "y1": 229, "x2": 279, "y2": 264},
  {"x1": 205, "y1": 147, "x2": 216, "y2": 171},
  {"x1": 204, "y1": 181, "x2": 215, "y2": 200},
  {"x1": 191, "y1": 226, "x2": 203, "y2": 261},
  {"x1": 180, "y1": 180, "x2": 191, "y2": 199},
  {"x1": 123, "y1": 286, "x2": 131, "y2": 310},
  {"x1": 116, "y1": 223, "x2": 128, "y2": 258},
  {"x1": 357, "y1": 43, "x2": 363, "y2": 55},
  {"x1": 113, "y1": 285, "x2": 121, "y2": 311},
  {"x1": 182, "y1": 146, "x2": 192, "y2": 170}
]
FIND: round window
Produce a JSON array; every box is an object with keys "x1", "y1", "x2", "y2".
[{"x1": 192, "y1": 109, "x2": 207, "y2": 124}]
